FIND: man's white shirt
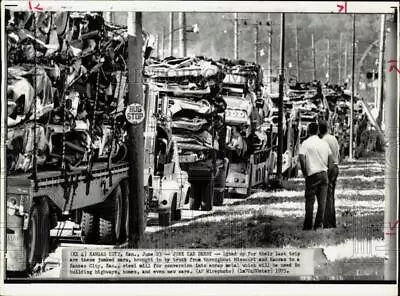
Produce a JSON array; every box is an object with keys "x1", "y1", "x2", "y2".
[
  {"x1": 322, "y1": 134, "x2": 340, "y2": 165},
  {"x1": 299, "y1": 135, "x2": 332, "y2": 177}
]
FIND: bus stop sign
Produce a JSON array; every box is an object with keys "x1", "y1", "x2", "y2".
[{"x1": 125, "y1": 103, "x2": 145, "y2": 124}]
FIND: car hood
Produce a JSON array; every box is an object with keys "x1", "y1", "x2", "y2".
[{"x1": 223, "y1": 95, "x2": 252, "y2": 114}]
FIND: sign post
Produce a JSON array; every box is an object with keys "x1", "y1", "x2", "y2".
[{"x1": 127, "y1": 12, "x2": 145, "y2": 248}]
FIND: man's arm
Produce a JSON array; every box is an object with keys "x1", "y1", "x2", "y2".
[
  {"x1": 334, "y1": 136, "x2": 341, "y2": 164},
  {"x1": 298, "y1": 154, "x2": 307, "y2": 178},
  {"x1": 328, "y1": 154, "x2": 334, "y2": 171}
]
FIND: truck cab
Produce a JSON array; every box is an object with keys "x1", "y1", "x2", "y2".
[{"x1": 144, "y1": 84, "x2": 191, "y2": 226}]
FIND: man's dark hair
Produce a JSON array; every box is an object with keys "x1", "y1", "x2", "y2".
[
  {"x1": 318, "y1": 120, "x2": 328, "y2": 136},
  {"x1": 308, "y1": 122, "x2": 319, "y2": 136}
]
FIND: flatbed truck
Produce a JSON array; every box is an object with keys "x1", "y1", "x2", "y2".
[{"x1": 6, "y1": 161, "x2": 133, "y2": 273}]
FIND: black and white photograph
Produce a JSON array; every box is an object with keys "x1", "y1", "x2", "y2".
[{"x1": 1, "y1": 1, "x2": 398, "y2": 294}]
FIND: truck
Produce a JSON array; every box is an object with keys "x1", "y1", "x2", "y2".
[
  {"x1": 144, "y1": 56, "x2": 228, "y2": 209},
  {"x1": 221, "y1": 61, "x2": 271, "y2": 195},
  {"x1": 261, "y1": 95, "x2": 302, "y2": 181},
  {"x1": 5, "y1": 12, "x2": 154, "y2": 274},
  {"x1": 143, "y1": 83, "x2": 192, "y2": 226},
  {"x1": 262, "y1": 79, "x2": 327, "y2": 181}
]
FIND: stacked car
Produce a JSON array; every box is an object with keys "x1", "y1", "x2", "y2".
[
  {"x1": 219, "y1": 60, "x2": 271, "y2": 194},
  {"x1": 144, "y1": 56, "x2": 228, "y2": 210},
  {"x1": 6, "y1": 11, "x2": 135, "y2": 174}
]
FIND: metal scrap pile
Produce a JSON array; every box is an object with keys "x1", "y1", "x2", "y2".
[
  {"x1": 325, "y1": 86, "x2": 383, "y2": 159},
  {"x1": 322, "y1": 86, "x2": 352, "y2": 159},
  {"x1": 144, "y1": 56, "x2": 227, "y2": 163},
  {"x1": 6, "y1": 11, "x2": 132, "y2": 173},
  {"x1": 219, "y1": 60, "x2": 268, "y2": 158},
  {"x1": 284, "y1": 80, "x2": 324, "y2": 142}
]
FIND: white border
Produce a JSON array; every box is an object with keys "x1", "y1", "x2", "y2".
[
  {"x1": 2, "y1": 283, "x2": 399, "y2": 296},
  {"x1": 1, "y1": 0, "x2": 398, "y2": 13},
  {"x1": 1, "y1": 1, "x2": 399, "y2": 296}
]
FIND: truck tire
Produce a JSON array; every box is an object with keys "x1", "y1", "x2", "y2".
[
  {"x1": 144, "y1": 185, "x2": 151, "y2": 229},
  {"x1": 26, "y1": 201, "x2": 50, "y2": 272},
  {"x1": 26, "y1": 205, "x2": 42, "y2": 271},
  {"x1": 80, "y1": 211, "x2": 98, "y2": 244},
  {"x1": 98, "y1": 186, "x2": 123, "y2": 244},
  {"x1": 171, "y1": 195, "x2": 181, "y2": 221},
  {"x1": 201, "y1": 177, "x2": 214, "y2": 211},
  {"x1": 159, "y1": 212, "x2": 171, "y2": 226},
  {"x1": 213, "y1": 189, "x2": 227, "y2": 206},
  {"x1": 189, "y1": 181, "x2": 201, "y2": 210},
  {"x1": 283, "y1": 167, "x2": 291, "y2": 180},
  {"x1": 120, "y1": 180, "x2": 129, "y2": 243},
  {"x1": 40, "y1": 202, "x2": 51, "y2": 261},
  {"x1": 291, "y1": 163, "x2": 299, "y2": 178}
]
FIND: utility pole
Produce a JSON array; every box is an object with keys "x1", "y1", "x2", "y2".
[
  {"x1": 277, "y1": 13, "x2": 285, "y2": 184},
  {"x1": 327, "y1": 39, "x2": 331, "y2": 82},
  {"x1": 268, "y1": 14, "x2": 272, "y2": 93},
  {"x1": 178, "y1": 12, "x2": 187, "y2": 57},
  {"x1": 234, "y1": 12, "x2": 239, "y2": 60},
  {"x1": 161, "y1": 27, "x2": 165, "y2": 58},
  {"x1": 169, "y1": 12, "x2": 174, "y2": 56},
  {"x1": 384, "y1": 8, "x2": 398, "y2": 282},
  {"x1": 376, "y1": 14, "x2": 386, "y2": 128},
  {"x1": 156, "y1": 34, "x2": 160, "y2": 57},
  {"x1": 374, "y1": 59, "x2": 379, "y2": 108},
  {"x1": 311, "y1": 33, "x2": 316, "y2": 80},
  {"x1": 349, "y1": 14, "x2": 356, "y2": 160},
  {"x1": 255, "y1": 24, "x2": 259, "y2": 64},
  {"x1": 344, "y1": 42, "x2": 348, "y2": 85},
  {"x1": 338, "y1": 32, "x2": 342, "y2": 84},
  {"x1": 294, "y1": 15, "x2": 300, "y2": 80},
  {"x1": 127, "y1": 12, "x2": 144, "y2": 247}
]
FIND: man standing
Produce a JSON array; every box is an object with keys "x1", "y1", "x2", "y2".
[
  {"x1": 319, "y1": 120, "x2": 340, "y2": 228},
  {"x1": 298, "y1": 122, "x2": 333, "y2": 230}
]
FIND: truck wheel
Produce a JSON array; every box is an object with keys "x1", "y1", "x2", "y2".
[
  {"x1": 159, "y1": 212, "x2": 171, "y2": 226},
  {"x1": 291, "y1": 164, "x2": 299, "y2": 178},
  {"x1": 120, "y1": 180, "x2": 130, "y2": 243},
  {"x1": 26, "y1": 206, "x2": 42, "y2": 271},
  {"x1": 213, "y1": 190, "x2": 226, "y2": 206},
  {"x1": 81, "y1": 210, "x2": 99, "y2": 244},
  {"x1": 98, "y1": 186, "x2": 123, "y2": 244},
  {"x1": 171, "y1": 195, "x2": 181, "y2": 221},
  {"x1": 201, "y1": 177, "x2": 214, "y2": 211},
  {"x1": 26, "y1": 201, "x2": 50, "y2": 272},
  {"x1": 40, "y1": 202, "x2": 51, "y2": 261},
  {"x1": 144, "y1": 185, "x2": 151, "y2": 229},
  {"x1": 283, "y1": 167, "x2": 291, "y2": 180},
  {"x1": 189, "y1": 181, "x2": 201, "y2": 210}
]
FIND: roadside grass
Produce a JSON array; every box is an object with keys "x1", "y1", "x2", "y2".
[{"x1": 143, "y1": 154, "x2": 385, "y2": 280}]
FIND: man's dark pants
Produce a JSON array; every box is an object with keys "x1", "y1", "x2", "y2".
[
  {"x1": 303, "y1": 171, "x2": 328, "y2": 230},
  {"x1": 324, "y1": 164, "x2": 339, "y2": 228}
]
